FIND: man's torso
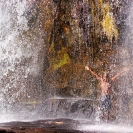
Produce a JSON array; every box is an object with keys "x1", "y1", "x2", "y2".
[{"x1": 101, "y1": 81, "x2": 110, "y2": 95}]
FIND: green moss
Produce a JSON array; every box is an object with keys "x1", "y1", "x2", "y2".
[{"x1": 53, "y1": 53, "x2": 70, "y2": 69}]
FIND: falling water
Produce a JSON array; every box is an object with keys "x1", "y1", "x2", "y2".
[
  {"x1": 0, "y1": 1, "x2": 133, "y2": 133},
  {"x1": 0, "y1": 0, "x2": 45, "y2": 121},
  {"x1": 115, "y1": 0, "x2": 133, "y2": 124}
]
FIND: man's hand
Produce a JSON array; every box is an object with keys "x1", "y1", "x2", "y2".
[
  {"x1": 85, "y1": 66, "x2": 90, "y2": 70},
  {"x1": 123, "y1": 67, "x2": 130, "y2": 72}
]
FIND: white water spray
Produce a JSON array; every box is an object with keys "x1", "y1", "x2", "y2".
[
  {"x1": 79, "y1": 123, "x2": 133, "y2": 133},
  {"x1": 0, "y1": 0, "x2": 45, "y2": 121}
]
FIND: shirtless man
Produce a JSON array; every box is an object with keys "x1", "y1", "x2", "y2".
[{"x1": 85, "y1": 66, "x2": 129, "y2": 122}]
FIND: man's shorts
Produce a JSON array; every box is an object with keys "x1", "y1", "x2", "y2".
[{"x1": 100, "y1": 95, "x2": 111, "y2": 111}]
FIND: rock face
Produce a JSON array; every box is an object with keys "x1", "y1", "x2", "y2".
[
  {"x1": 0, "y1": 0, "x2": 132, "y2": 125},
  {"x1": 43, "y1": 98, "x2": 95, "y2": 119},
  {"x1": 5, "y1": 98, "x2": 95, "y2": 121},
  {"x1": 0, "y1": 128, "x2": 80, "y2": 133},
  {"x1": 0, "y1": 118, "x2": 131, "y2": 133}
]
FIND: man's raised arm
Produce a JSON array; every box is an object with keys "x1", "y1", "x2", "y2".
[
  {"x1": 85, "y1": 66, "x2": 101, "y2": 80},
  {"x1": 111, "y1": 67, "x2": 129, "y2": 81}
]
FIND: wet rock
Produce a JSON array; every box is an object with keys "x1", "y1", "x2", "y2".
[
  {"x1": 44, "y1": 98, "x2": 95, "y2": 119},
  {"x1": 0, "y1": 119, "x2": 80, "y2": 133},
  {"x1": 53, "y1": 0, "x2": 59, "y2": 3}
]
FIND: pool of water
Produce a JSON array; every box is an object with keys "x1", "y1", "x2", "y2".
[{"x1": 79, "y1": 123, "x2": 133, "y2": 133}]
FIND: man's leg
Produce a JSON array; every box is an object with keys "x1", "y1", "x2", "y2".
[
  {"x1": 106, "y1": 110, "x2": 109, "y2": 122},
  {"x1": 105, "y1": 96, "x2": 111, "y2": 122}
]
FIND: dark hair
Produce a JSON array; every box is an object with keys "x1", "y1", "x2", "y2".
[{"x1": 103, "y1": 72, "x2": 111, "y2": 83}]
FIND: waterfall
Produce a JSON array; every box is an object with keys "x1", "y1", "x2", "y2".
[
  {"x1": 1, "y1": 0, "x2": 133, "y2": 127},
  {"x1": 116, "y1": 0, "x2": 133, "y2": 124},
  {"x1": 0, "y1": 0, "x2": 45, "y2": 121}
]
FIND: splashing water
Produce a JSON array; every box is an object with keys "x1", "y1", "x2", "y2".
[
  {"x1": 79, "y1": 123, "x2": 133, "y2": 133},
  {"x1": 0, "y1": 0, "x2": 45, "y2": 121},
  {"x1": 0, "y1": 0, "x2": 27, "y2": 102},
  {"x1": 115, "y1": 0, "x2": 133, "y2": 124}
]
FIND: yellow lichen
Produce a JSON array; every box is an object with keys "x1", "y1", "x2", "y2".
[
  {"x1": 49, "y1": 43, "x2": 55, "y2": 53},
  {"x1": 26, "y1": 99, "x2": 38, "y2": 105},
  {"x1": 101, "y1": 3, "x2": 118, "y2": 41},
  {"x1": 99, "y1": 0, "x2": 103, "y2": 7}
]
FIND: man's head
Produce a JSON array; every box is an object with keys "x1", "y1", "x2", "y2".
[
  {"x1": 102, "y1": 72, "x2": 110, "y2": 82},
  {"x1": 103, "y1": 73, "x2": 107, "y2": 81}
]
